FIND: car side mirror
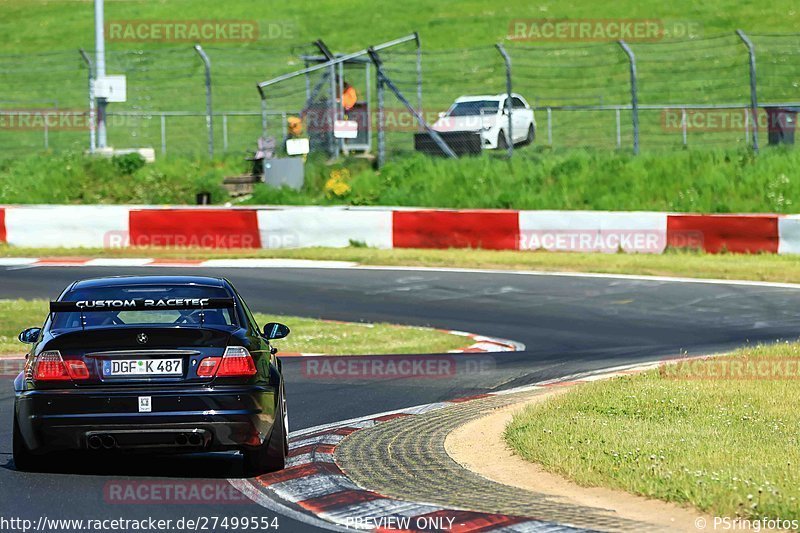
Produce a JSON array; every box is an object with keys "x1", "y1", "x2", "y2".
[
  {"x1": 263, "y1": 322, "x2": 290, "y2": 340},
  {"x1": 18, "y1": 327, "x2": 41, "y2": 344}
]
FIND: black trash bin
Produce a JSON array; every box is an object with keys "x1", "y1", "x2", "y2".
[{"x1": 765, "y1": 106, "x2": 799, "y2": 146}]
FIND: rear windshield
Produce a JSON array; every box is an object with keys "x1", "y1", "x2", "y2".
[{"x1": 51, "y1": 285, "x2": 237, "y2": 330}]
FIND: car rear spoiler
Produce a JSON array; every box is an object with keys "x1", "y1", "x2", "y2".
[
  {"x1": 50, "y1": 297, "x2": 236, "y2": 312},
  {"x1": 49, "y1": 297, "x2": 237, "y2": 331}
]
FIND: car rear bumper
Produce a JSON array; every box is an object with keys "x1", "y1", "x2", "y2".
[{"x1": 15, "y1": 384, "x2": 277, "y2": 454}]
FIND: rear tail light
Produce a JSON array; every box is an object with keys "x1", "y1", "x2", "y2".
[
  {"x1": 198, "y1": 347, "x2": 256, "y2": 378},
  {"x1": 65, "y1": 360, "x2": 90, "y2": 379},
  {"x1": 197, "y1": 357, "x2": 221, "y2": 377},
  {"x1": 218, "y1": 346, "x2": 257, "y2": 377},
  {"x1": 34, "y1": 351, "x2": 90, "y2": 381}
]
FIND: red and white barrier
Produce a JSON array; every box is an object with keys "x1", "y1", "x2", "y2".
[
  {"x1": 519, "y1": 210, "x2": 667, "y2": 253},
  {"x1": 257, "y1": 207, "x2": 393, "y2": 249},
  {"x1": 128, "y1": 208, "x2": 261, "y2": 249},
  {"x1": 667, "y1": 214, "x2": 779, "y2": 254},
  {"x1": 3, "y1": 205, "x2": 129, "y2": 248},
  {"x1": 778, "y1": 215, "x2": 800, "y2": 255},
  {"x1": 393, "y1": 209, "x2": 519, "y2": 250},
  {"x1": 0, "y1": 205, "x2": 796, "y2": 254}
]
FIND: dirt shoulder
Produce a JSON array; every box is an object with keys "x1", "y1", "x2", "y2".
[{"x1": 445, "y1": 391, "x2": 712, "y2": 531}]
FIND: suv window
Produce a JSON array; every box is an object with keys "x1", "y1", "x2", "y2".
[
  {"x1": 448, "y1": 100, "x2": 500, "y2": 116},
  {"x1": 512, "y1": 97, "x2": 526, "y2": 109}
]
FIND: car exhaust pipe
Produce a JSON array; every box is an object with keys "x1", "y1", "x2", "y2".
[
  {"x1": 175, "y1": 434, "x2": 188, "y2": 446},
  {"x1": 87, "y1": 435, "x2": 103, "y2": 450},
  {"x1": 101, "y1": 434, "x2": 116, "y2": 449},
  {"x1": 188, "y1": 433, "x2": 203, "y2": 446}
]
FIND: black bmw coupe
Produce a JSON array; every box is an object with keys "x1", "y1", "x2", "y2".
[{"x1": 13, "y1": 275, "x2": 289, "y2": 475}]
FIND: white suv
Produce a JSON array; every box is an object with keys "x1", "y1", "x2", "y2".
[{"x1": 432, "y1": 93, "x2": 536, "y2": 150}]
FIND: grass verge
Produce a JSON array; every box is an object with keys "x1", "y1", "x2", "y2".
[
  {"x1": 4, "y1": 245, "x2": 800, "y2": 285},
  {"x1": 0, "y1": 299, "x2": 466, "y2": 357},
  {"x1": 3, "y1": 148, "x2": 800, "y2": 213},
  {"x1": 250, "y1": 148, "x2": 800, "y2": 214},
  {"x1": 505, "y1": 343, "x2": 800, "y2": 520}
]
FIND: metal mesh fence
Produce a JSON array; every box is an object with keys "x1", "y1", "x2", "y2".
[
  {"x1": 0, "y1": 32, "x2": 799, "y2": 161},
  {"x1": 255, "y1": 35, "x2": 421, "y2": 164},
  {"x1": 378, "y1": 46, "x2": 504, "y2": 158}
]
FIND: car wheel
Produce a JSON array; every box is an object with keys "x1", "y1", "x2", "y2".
[
  {"x1": 13, "y1": 412, "x2": 38, "y2": 472},
  {"x1": 244, "y1": 382, "x2": 288, "y2": 475},
  {"x1": 497, "y1": 130, "x2": 508, "y2": 150},
  {"x1": 522, "y1": 124, "x2": 535, "y2": 146}
]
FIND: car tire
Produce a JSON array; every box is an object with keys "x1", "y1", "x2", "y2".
[
  {"x1": 13, "y1": 412, "x2": 38, "y2": 472},
  {"x1": 522, "y1": 124, "x2": 535, "y2": 146},
  {"x1": 497, "y1": 130, "x2": 508, "y2": 150},
  {"x1": 243, "y1": 382, "x2": 288, "y2": 475}
]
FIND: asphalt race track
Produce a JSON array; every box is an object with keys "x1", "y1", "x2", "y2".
[{"x1": 2, "y1": 265, "x2": 800, "y2": 532}]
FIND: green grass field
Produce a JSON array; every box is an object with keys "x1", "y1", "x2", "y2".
[
  {"x1": 2, "y1": 0, "x2": 799, "y2": 156},
  {"x1": 1, "y1": 1, "x2": 799, "y2": 210},
  {"x1": 3, "y1": 147, "x2": 800, "y2": 213},
  {"x1": 505, "y1": 343, "x2": 800, "y2": 520},
  {"x1": 6, "y1": 0, "x2": 799, "y2": 56},
  {"x1": 0, "y1": 299, "x2": 466, "y2": 356}
]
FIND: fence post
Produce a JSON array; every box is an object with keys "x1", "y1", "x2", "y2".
[
  {"x1": 414, "y1": 32, "x2": 423, "y2": 130},
  {"x1": 736, "y1": 30, "x2": 759, "y2": 153},
  {"x1": 94, "y1": 0, "x2": 108, "y2": 149},
  {"x1": 547, "y1": 107, "x2": 552, "y2": 145},
  {"x1": 681, "y1": 107, "x2": 688, "y2": 146},
  {"x1": 222, "y1": 114, "x2": 228, "y2": 152},
  {"x1": 377, "y1": 74, "x2": 386, "y2": 168},
  {"x1": 193, "y1": 44, "x2": 214, "y2": 158},
  {"x1": 304, "y1": 60, "x2": 311, "y2": 102},
  {"x1": 618, "y1": 40, "x2": 640, "y2": 155},
  {"x1": 257, "y1": 85, "x2": 268, "y2": 179},
  {"x1": 338, "y1": 61, "x2": 346, "y2": 154},
  {"x1": 365, "y1": 61, "x2": 373, "y2": 152},
  {"x1": 367, "y1": 47, "x2": 457, "y2": 159},
  {"x1": 78, "y1": 48, "x2": 96, "y2": 154},
  {"x1": 496, "y1": 43, "x2": 514, "y2": 158},
  {"x1": 745, "y1": 106, "x2": 750, "y2": 142},
  {"x1": 43, "y1": 120, "x2": 49, "y2": 150},
  {"x1": 329, "y1": 63, "x2": 339, "y2": 158},
  {"x1": 160, "y1": 114, "x2": 166, "y2": 155},
  {"x1": 615, "y1": 107, "x2": 621, "y2": 148}
]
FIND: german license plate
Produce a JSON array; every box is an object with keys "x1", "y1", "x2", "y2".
[{"x1": 103, "y1": 359, "x2": 183, "y2": 376}]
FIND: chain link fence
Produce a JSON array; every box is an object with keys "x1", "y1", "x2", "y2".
[{"x1": 0, "y1": 32, "x2": 798, "y2": 162}]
